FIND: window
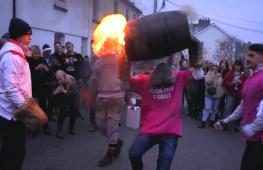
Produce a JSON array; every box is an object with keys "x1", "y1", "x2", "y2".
[
  {"x1": 81, "y1": 37, "x2": 88, "y2": 57},
  {"x1": 54, "y1": 0, "x2": 68, "y2": 12},
  {"x1": 220, "y1": 42, "x2": 226, "y2": 52},
  {"x1": 54, "y1": 32, "x2": 65, "y2": 45}
]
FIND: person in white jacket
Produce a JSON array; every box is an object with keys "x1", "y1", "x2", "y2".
[{"x1": 0, "y1": 18, "x2": 32, "y2": 170}]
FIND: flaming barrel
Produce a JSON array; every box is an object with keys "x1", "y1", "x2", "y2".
[{"x1": 125, "y1": 11, "x2": 200, "y2": 64}]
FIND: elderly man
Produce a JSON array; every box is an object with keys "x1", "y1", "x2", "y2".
[{"x1": 53, "y1": 70, "x2": 80, "y2": 139}]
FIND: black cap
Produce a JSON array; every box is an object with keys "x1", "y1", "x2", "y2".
[{"x1": 9, "y1": 18, "x2": 32, "y2": 39}]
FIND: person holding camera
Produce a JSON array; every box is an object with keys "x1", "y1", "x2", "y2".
[
  {"x1": 199, "y1": 64, "x2": 225, "y2": 128},
  {"x1": 52, "y1": 70, "x2": 80, "y2": 139}
]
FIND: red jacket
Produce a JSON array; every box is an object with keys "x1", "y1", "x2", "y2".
[{"x1": 223, "y1": 70, "x2": 247, "y2": 97}]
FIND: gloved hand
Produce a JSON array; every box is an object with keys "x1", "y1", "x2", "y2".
[{"x1": 214, "y1": 120, "x2": 228, "y2": 130}]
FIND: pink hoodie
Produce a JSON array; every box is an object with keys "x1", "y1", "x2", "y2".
[{"x1": 130, "y1": 70, "x2": 192, "y2": 136}]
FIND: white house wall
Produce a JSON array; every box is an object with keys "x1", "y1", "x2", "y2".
[
  {"x1": 0, "y1": 0, "x2": 13, "y2": 35},
  {"x1": 1, "y1": 0, "x2": 92, "y2": 55},
  {"x1": 1, "y1": 0, "x2": 141, "y2": 56},
  {"x1": 195, "y1": 26, "x2": 228, "y2": 62},
  {"x1": 98, "y1": 0, "x2": 114, "y2": 19},
  {"x1": 118, "y1": 2, "x2": 139, "y2": 20},
  {"x1": 96, "y1": 0, "x2": 140, "y2": 21},
  {"x1": 31, "y1": 29, "x2": 54, "y2": 49}
]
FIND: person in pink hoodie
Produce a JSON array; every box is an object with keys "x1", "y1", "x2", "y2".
[
  {"x1": 121, "y1": 61, "x2": 203, "y2": 170},
  {"x1": 215, "y1": 44, "x2": 263, "y2": 170}
]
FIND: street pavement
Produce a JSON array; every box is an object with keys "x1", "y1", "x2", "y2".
[{"x1": 22, "y1": 105, "x2": 245, "y2": 170}]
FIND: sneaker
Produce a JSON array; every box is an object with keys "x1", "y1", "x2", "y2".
[{"x1": 98, "y1": 151, "x2": 114, "y2": 167}]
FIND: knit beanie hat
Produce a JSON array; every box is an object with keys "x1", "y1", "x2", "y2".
[
  {"x1": 9, "y1": 18, "x2": 32, "y2": 39},
  {"x1": 42, "y1": 44, "x2": 51, "y2": 52}
]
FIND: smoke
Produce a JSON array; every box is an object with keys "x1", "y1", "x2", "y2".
[{"x1": 180, "y1": 4, "x2": 198, "y2": 23}]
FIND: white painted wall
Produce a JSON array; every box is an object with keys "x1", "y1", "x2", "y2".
[
  {"x1": 98, "y1": 0, "x2": 114, "y2": 19},
  {"x1": 118, "y1": 2, "x2": 140, "y2": 20},
  {"x1": 1, "y1": 0, "x2": 141, "y2": 56},
  {"x1": 31, "y1": 29, "x2": 54, "y2": 51},
  {"x1": 0, "y1": 0, "x2": 13, "y2": 35},
  {"x1": 195, "y1": 25, "x2": 228, "y2": 63},
  {"x1": 96, "y1": 0, "x2": 140, "y2": 21},
  {"x1": 1, "y1": 0, "x2": 92, "y2": 55},
  {"x1": 16, "y1": 0, "x2": 91, "y2": 38}
]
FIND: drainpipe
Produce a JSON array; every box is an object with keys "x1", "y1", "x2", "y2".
[{"x1": 13, "y1": 0, "x2": 16, "y2": 18}]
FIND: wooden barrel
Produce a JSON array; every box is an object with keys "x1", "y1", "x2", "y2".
[{"x1": 125, "y1": 11, "x2": 199, "y2": 62}]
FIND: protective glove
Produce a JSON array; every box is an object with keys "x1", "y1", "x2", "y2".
[{"x1": 214, "y1": 120, "x2": 228, "y2": 131}]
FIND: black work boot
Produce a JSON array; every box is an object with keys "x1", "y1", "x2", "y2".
[
  {"x1": 56, "y1": 129, "x2": 64, "y2": 139},
  {"x1": 43, "y1": 124, "x2": 52, "y2": 135},
  {"x1": 198, "y1": 121, "x2": 206, "y2": 128},
  {"x1": 56, "y1": 125, "x2": 64, "y2": 139},
  {"x1": 114, "y1": 139, "x2": 124, "y2": 158},
  {"x1": 98, "y1": 146, "x2": 116, "y2": 167},
  {"x1": 69, "y1": 116, "x2": 76, "y2": 135}
]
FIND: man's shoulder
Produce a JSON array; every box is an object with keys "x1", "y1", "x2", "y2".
[
  {"x1": 1, "y1": 51, "x2": 24, "y2": 62},
  {"x1": 75, "y1": 52, "x2": 83, "y2": 58}
]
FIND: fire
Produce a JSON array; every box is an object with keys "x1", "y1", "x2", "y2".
[{"x1": 92, "y1": 14, "x2": 127, "y2": 57}]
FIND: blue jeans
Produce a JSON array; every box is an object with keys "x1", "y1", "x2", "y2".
[
  {"x1": 201, "y1": 96, "x2": 220, "y2": 121},
  {"x1": 224, "y1": 95, "x2": 241, "y2": 117},
  {"x1": 129, "y1": 134, "x2": 178, "y2": 170}
]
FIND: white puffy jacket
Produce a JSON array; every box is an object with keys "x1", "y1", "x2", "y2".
[{"x1": 0, "y1": 40, "x2": 32, "y2": 120}]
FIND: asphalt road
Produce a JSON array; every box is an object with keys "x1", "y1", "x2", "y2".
[{"x1": 22, "y1": 105, "x2": 245, "y2": 170}]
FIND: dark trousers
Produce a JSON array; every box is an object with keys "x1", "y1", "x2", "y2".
[
  {"x1": 54, "y1": 93, "x2": 78, "y2": 131},
  {"x1": 35, "y1": 86, "x2": 53, "y2": 119},
  {"x1": 89, "y1": 107, "x2": 96, "y2": 125},
  {"x1": 241, "y1": 141, "x2": 263, "y2": 170},
  {"x1": 0, "y1": 117, "x2": 26, "y2": 170},
  {"x1": 35, "y1": 92, "x2": 50, "y2": 131},
  {"x1": 187, "y1": 92, "x2": 204, "y2": 120},
  {"x1": 129, "y1": 134, "x2": 178, "y2": 170}
]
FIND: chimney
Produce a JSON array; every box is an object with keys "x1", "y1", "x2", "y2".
[{"x1": 198, "y1": 18, "x2": 210, "y2": 28}]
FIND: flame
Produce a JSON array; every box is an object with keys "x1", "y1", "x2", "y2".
[{"x1": 92, "y1": 14, "x2": 127, "y2": 57}]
